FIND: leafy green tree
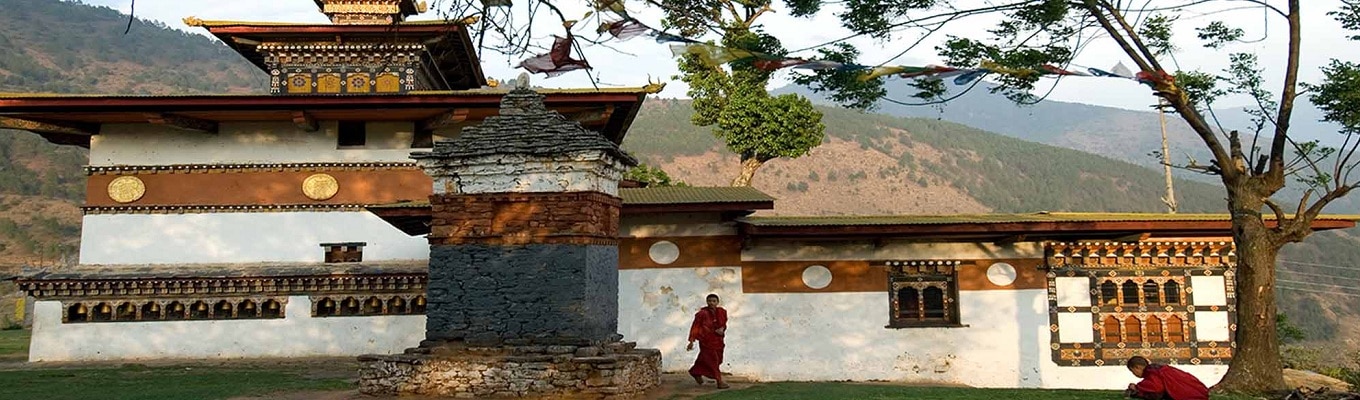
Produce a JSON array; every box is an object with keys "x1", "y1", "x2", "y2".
[
  {"x1": 624, "y1": 163, "x2": 689, "y2": 187},
  {"x1": 662, "y1": 2, "x2": 825, "y2": 186},
  {"x1": 446, "y1": 0, "x2": 1359, "y2": 393}
]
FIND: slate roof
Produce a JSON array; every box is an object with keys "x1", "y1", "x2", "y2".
[
  {"x1": 411, "y1": 85, "x2": 638, "y2": 165},
  {"x1": 619, "y1": 187, "x2": 775, "y2": 205}
]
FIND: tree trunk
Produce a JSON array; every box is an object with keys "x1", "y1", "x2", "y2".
[
  {"x1": 1214, "y1": 190, "x2": 1287, "y2": 394},
  {"x1": 731, "y1": 157, "x2": 764, "y2": 187}
]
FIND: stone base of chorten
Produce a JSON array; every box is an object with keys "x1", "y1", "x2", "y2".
[{"x1": 358, "y1": 339, "x2": 661, "y2": 398}]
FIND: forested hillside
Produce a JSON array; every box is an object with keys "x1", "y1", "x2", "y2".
[{"x1": 0, "y1": 0, "x2": 265, "y2": 94}]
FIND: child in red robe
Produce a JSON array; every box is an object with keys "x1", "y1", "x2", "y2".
[
  {"x1": 687, "y1": 293, "x2": 729, "y2": 389},
  {"x1": 1125, "y1": 356, "x2": 1210, "y2": 400}
]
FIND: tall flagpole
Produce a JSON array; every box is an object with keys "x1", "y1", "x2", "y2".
[{"x1": 1158, "y1": 99, "x2": 1178, "y2": 214}]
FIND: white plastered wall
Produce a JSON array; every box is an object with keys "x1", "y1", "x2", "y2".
[
  {"x1": 618, "y1": 239, "x2": 1228, "y2": 389},
  {"x1": 90, "y1": 121, "x2": 418, "y2": 166},
  {"x1": 28, "y1": 296, "x2": 424, "y2": 361},
  {"x1": 79, "y1": 211, "x2": 428, "y2": 264}
]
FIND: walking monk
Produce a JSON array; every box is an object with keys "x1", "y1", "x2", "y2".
[{"x1": 687, "y1": 293, "x2": 729, "y2": 389}]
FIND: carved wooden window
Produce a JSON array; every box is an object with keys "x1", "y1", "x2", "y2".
[
  {"x1": 311, "y1": 294, "x2": 426, "y2": 317},
  {"x1": 61, "y1": 297, "x2": 286, "y2": 323},
  {"x1": 886, "y1": 260, "x2": 961, "y2": 328},
  {"x1": 1092, "y1": 277, "x2": 1193, "y2": 345},
  {"x1": 1164, "y1": 281, "x2": 1181, "y2": 304},
  {"x1": 1048, "y1": 242, "x2": 1237, "y2": 366}
]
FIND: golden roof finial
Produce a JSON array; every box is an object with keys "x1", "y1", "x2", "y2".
[
  {"x1": 459, "y1": 15, "x2": 481, "y2": 25},
  {"x1": 642, "y1": 75, "x2": 667, "y2": 94},
  {"x1": 418, "y1": 1, "x2": 428, "y2": 13},
  {"x1": 182, "y1": 16, "x2": 205, "y2": 27}
]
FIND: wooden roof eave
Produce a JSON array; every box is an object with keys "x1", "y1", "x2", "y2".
[
  {"x1": 0, "y1": 91, "x2": 649, "y2": 144},
  {"x1": 368, "y1": 200, "x2": 777, "y2": 237},
  {"x1": 201, "y1": 22, "x2": 487, "y2": 89},
  {"x1": 736, "y1": 218, "x2": 1359, "y2": 240}
]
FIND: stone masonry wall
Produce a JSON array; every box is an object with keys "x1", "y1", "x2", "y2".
[
  {"x1": 359, "y1": 342, "x2": 662, "y2": 398},
  {"x1": 429, "y1": 192, "x2": 621, "y2": 246},
  {"x1": 426, "y1": 244, "x2": 620, "y2": 346}
]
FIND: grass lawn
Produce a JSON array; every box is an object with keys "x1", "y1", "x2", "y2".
[
  {"x1": 0, "y1": 328, "x2": 28, "y2": 362},
  {"x1": 693, "y1": 383, "x2": 1264, "y2": 400},
  {"x1": 0, "y1": 363, "x2": 352, "y2": 400}
]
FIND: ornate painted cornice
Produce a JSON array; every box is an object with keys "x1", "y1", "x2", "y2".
[
  {"x1": 19, "y1": 272, "x2": 427, "y2": 299},
  {"x1": 82, "y1": 203, "x2": 371, "y2": 215},
  {"x1": 1046, "y1": 241, "x2": 1236, "y2": 268},
  {"x1": 85, "y1": 162, "x2": 419, "y2": 176}
]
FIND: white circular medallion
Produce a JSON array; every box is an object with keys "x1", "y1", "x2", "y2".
[
  {"x1": 648, "y1": 240, "x2": 680, "y2": 265},
  {"x1": 802, "y1": 265, "x2": 833, "y2": 289},
  {"x1": 987, "y1": 262, "x2": 1018, "y2": 286}
]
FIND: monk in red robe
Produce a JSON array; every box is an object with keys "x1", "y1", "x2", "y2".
[
  {"x1": 687, "y1": 293, "x2": 729, "y2": 389},
  {"x1": 1124, "y1": 356, "x2": 1210, "y2": 400}
]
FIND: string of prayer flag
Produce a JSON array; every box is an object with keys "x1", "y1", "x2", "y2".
[{"x1": 518, "y1": 5, "x2": 1176, "y2": 91}]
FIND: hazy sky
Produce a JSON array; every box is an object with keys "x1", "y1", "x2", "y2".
[{"x1": 83, "y1": 0, "x2": 1354, "y2": 111}]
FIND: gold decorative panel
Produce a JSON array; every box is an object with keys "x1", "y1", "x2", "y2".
[
  {"x1": 302, "y1": 173, "x2": 340, "y2": 201},
  {"x1": 376, "y1": 73, "x2": 402, "y2": 93},
  {"x1": 107, "y1": 176, "x2": 146, "y2": 203},
  {"x1": 271, "y1": 68, "x2": 413, "y2": 95},
  {"x1": 287, "y1": 74, "x2": 313, "y2": 94},
  {"x1": 346, "y1": 73, "x2": 372, "y2": 93},
  {"x1": 317, "y1": 74, "x2": 342, "y2": 93}
]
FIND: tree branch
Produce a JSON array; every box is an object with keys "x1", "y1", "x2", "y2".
[
  {"x1": 1288, "y1": 136, "x2": 1332, "y2": 192},
  {"x1": 1335, "y1": 133, "x2": 1359, "y2": 188},
  {"x1": 1264, "y1": 198, "x2": 1287, "y2": 226},
  {"x1": 1265, "y1": 0, "x2": 1303, "y2": 189},
  {"x1": 1097, "y1": 0, "x2": 1166, "y2": 72},
  {"x1": 744, "y1": 3, "x2": 773, "y2": 27}
]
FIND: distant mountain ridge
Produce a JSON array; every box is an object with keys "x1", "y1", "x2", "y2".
[{"x1": 772, "y1": 80, "x2": 1360, "y2": 214}]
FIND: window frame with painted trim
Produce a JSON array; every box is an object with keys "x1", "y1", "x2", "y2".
[
  {"x1": 885, "y1": 260, "x2": 963, "y2": 328},
  {"x1": 1045, "y1": 242, "x2": 1237, "y2": 367}
]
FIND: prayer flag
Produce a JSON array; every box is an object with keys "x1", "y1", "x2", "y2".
[
  {"x1": 953, "y1": 69, "x2": 988, "y2": 85},
  {"x1": 669, "y1": 43, "x2": 756, "y2": 66},
  {"x1": 654, "y1": 32, "x2": 700, "y2": 44},
  {"x1": 1040, "y1": 64, "x2": 1090, "y2": 76},
  {"x1": 859, "y1": 66, "x2": 907, "y2": 81},
  {"x1": 979, "y1": 61, "x2": 1037, "y2": 79},
  {"x1": 518, "y1": 36, "x2": 591, "y2": 77},
  {"x1": 790, "y1": 60, "x2": 847, "y2": 70},
  {"x1": 754, "y1": 59, "x2": 810, "y2": 71},
  {"x1": 599, "y1": 20, "x2": 650, "y2": 40}
]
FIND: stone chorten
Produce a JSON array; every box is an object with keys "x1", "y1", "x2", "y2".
[{"x1": 358, "y1": 75, "x2": 661, "y2": 398}]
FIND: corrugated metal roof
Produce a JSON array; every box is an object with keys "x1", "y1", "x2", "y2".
[
  {"x1": 619, "y1": 186, "x2": 775, "y2": 205},
  {"x1": 740, "y1": 212, "x2": 1360, "y2": 226},
  {"x1": 367, "y1": 187, "x2": 775, "y2": 208}
]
